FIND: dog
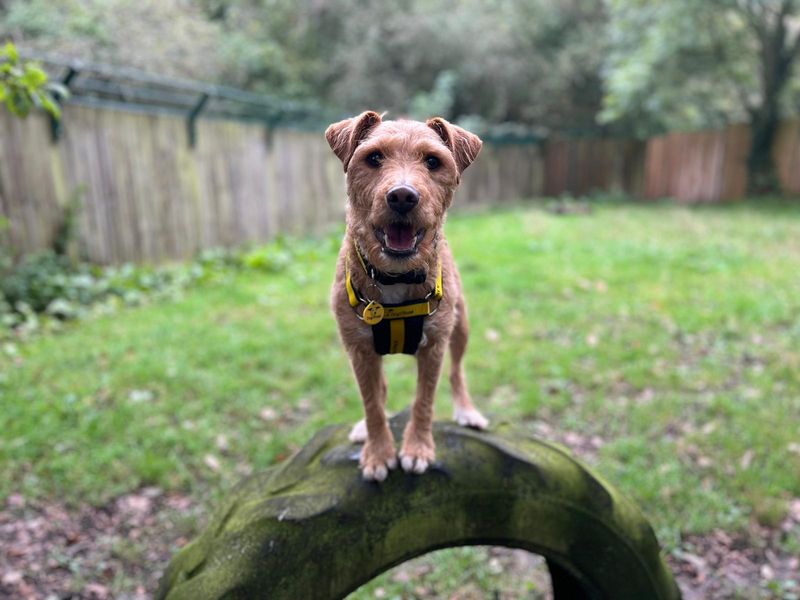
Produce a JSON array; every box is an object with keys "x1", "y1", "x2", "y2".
[{"x1": 325, "y1": 111, "x2": 489, "y2": 481}]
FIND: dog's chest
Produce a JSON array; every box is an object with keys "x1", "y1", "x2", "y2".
[{"x1": 377, "y1": 284, "x2": 414, "y2": 305}]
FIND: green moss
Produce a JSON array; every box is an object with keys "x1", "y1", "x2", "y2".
[{"x1": 157, "y1": 412, "x2": 680, "y2": 600}]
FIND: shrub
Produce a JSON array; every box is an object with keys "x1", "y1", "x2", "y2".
[{"x1": 0, "y1": 233, "x2": 336, "y2": 337}]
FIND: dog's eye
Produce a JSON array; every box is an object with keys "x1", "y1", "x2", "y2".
[
  {"x1": 424, "y1": 155, "x2": 441, "y2": 170},
  {"x1": 366, "y1": 152, "x2": 384, "y2": 167}
]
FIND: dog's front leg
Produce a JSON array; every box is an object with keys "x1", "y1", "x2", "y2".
[
  {"x1": 350, "y1": 348, "x2": 397, "y2": 481},
  {"x1": 400, "y1": 339, "x2": 447, "y2": 474}
]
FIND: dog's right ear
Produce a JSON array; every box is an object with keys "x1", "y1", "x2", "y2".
[{"x1": 325, "y1": 111, "x2": 382, "y2": 172}]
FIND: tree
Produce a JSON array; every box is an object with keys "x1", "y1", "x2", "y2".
[
  {"x1": 0, "y1": 0, "x2": 225, "y2": 81},
  {"x1": 0, "y1": 0, "x2": 610, "y2": 135},
  {"x1": 601, "y1": 0, "x2": 800, "y2": 191},
  {"x1": 737, "y1": 0, "x2": 800, "y2": 189}
]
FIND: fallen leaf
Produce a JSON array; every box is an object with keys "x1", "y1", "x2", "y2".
[
  {"x1": 85, "y1": 582, "x2": 109, "y2": 599},
  {"x1": 204, "y1": 454, "x2": 221, "y2": 472},
  {"x1": 2, "y1": 571, "x2": 22, "y2": 585},
  {"x1": 485, "y1": 328, "x2": 500, "y2": 343},
  {"x1": 740, "y1": 449, "x2": 754, "y2": 470},
  {"x1": 259, "y1": 407, "x2": 278, "y2": 422},
  {"x1": 128, "y1": 389, "x2": 154, "y2": 403}
]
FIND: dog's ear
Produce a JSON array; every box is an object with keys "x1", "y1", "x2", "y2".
[
  {"x1": 426, "y1": 117, "x2": 483, "y2": 176},
  {"x1": 325, "y1": 111, "x2": 382, "y2": 172}
]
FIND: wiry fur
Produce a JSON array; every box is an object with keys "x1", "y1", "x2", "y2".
[{"x1": 326, "y1": 112, "x2": 488, "y2": 481}]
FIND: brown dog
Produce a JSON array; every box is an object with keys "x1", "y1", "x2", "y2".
[{"x1": 326, "y1": 112, "x2": 489, "y2": 481}]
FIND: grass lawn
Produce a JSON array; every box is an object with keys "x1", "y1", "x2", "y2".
[{"x1": 2, "y1": 200, "x2": 800, "y2": 597}]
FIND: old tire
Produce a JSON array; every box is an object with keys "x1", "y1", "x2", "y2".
[{"x1": 157, "y1": 412, "x2": 681, "y2": 600}]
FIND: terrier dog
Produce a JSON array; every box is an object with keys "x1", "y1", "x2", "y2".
[{"x1": 326, "y1": 112, "x2": 489, "y2": 481}]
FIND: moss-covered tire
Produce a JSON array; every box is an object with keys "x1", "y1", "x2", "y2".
[{"x1": 157, "y1": 412, "x2": 681, "y2": 600}]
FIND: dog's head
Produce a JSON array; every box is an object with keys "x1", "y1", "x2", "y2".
[{"x1": 325, "y1": 112, "x2": 482, "y2": 271}]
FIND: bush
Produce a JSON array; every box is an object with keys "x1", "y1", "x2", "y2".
[{"x1": 0, "y1": 233, "x2": 339, "y2": 337}]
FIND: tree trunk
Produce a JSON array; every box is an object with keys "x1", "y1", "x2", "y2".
[
  {"x1": 746, "y1": 1, "x2": 798, "y2": 194},
  {"x1": 747, "y1": 99, "x2": 781, "y2": 194}
]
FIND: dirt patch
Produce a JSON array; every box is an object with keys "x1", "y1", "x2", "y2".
[
  {"x1": 0, "y1": 489, "x2": 203, "y2": 599},
  {"x1": 669, "y1": 523, "x2": 800, "y2": 600}
]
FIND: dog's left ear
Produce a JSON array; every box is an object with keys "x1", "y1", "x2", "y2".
[
  {"x1": 426, "y1": 117, "x2": 483, "y2": 177},
  {"x1": 325, "y1": 111, "x2": 382, "y2": 172}
]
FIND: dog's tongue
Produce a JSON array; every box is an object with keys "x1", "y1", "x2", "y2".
[{"x1": 385, "y1": 223, "x2": 416, "y2": 251}]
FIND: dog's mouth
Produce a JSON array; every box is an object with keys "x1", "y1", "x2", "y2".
[{"x1": 374, "y1": 223, "x2": 425, "y2": 258}]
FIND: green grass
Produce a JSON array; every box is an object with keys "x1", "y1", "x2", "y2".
[{"x1": 2, "y1": 200, "x2": 800, "y2": 593}]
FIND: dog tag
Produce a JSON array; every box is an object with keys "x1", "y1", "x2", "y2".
[{"x1": 363, "y1": 301, "x2": 385, "y2": 325}]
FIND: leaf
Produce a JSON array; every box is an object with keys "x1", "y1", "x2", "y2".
[
  {"x1": 204, "y1": 454, "x2": 222, "y2": 472},
  {"x1": 38, "y1": 93, "x2": 61, "y2": 119},
  {"x1": 2, "y1": 41, "x2": 19, "y2": 63},
  {"x1": 22, "y1": 65, "x2": 48, "y2": 89}
]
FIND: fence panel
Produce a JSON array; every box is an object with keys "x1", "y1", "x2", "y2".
[
  {"x1": 0, "y1": 107, "x2": 547, "y2": 263},
  {"x1": 2, "y1": 104, "x2": 799, "y2": 264},
  {"x1": 774, "y1": 119, "x2": 800, "y2": 194}
]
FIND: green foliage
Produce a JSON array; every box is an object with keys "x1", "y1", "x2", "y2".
[
  {"x1": 0, "y1": 234, "x2": 340, "y2": 336},
  {"x1": 0, "y1": 0, "x2": 608, "y2": 134},
  {"x1": 2, "y1": 0, "x2": 799, "y2": 137},
  {"x1": 600, "y1": 0, "x2": 800, "y2": 136},
  {"x1": 409, "y1": 70, "x2": 458, "y2": 122},
  {"x1": 1, "y1": 0, "x2": 224, "y2": 81},
  {"x1": 0, "y1": 41, "x2": 65, "y2": 117},
  {"x1": 51, "y1": 188, "x2": 83, "y2": 258},
  {"x1": 0, "y1": 249, "x2": 229, "y2": 332}
]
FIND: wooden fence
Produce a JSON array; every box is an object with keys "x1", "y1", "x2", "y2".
[
  {"x1": 0, "y1": 105, "x2": 542, "y2": 264},
  {"x1": 1, "y1": 104, "x2": 799, "y2": 264}
]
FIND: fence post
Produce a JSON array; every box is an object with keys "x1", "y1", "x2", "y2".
[
  {"x1": 50, "y1": 66, "x2": 79, "y2": 142},
  {"x1": 186, "y1": 93, "x2": 210, "y2": 148}
]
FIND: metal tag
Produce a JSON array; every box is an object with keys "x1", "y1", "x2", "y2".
[{"x1": 363, "y1": 301, "x2": 385, "y2": 325}]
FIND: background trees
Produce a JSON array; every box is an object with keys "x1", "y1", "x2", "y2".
[
  {"x1": 602, "y1": 0, "x2": 800, "y2": 190},
  {"x1": 1, "y1": 0, "x2": 799, "y2": 184}
]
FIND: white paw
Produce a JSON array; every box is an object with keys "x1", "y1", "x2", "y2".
[
  {"x1": 454, "y1": 406, "x2": 489, "y2": 430},
  {"x1": 361, "y1": 455, "x2": 397, "y2": 482},
  {"x1": 362, "y1": 463, "x2": 388, "y2": 482},
  {"x1": 400, "y1": 454, "x2": 429, "y2": 474},
  {"x1": 349, "y1": 418, "x2": 368, "y2": 443}
]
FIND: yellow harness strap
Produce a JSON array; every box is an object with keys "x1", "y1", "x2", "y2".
[
  {"x1": 344, "y1": 253, "x2": 443, "y2": 355},
  {"x1": 345, "y1": 259, "x2": 359, "y2": 308}
]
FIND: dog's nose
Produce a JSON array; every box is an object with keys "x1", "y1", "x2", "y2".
[{"x1": 386, "y1": 185, "x2": 420, "y2": 215}]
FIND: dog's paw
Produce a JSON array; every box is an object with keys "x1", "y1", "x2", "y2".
[
  {"x1": 453, "y1": 406, "x2": 489, "y2": 430},
  {"x1": 399, "y1": 436, "x2": 436, "y2": 475},
  {"x1": 348, "y1": 418, "x2": 368, "y2": 443},
  {"x1": 360, "y1": 439, "x2": 398, "y2": 482}
]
